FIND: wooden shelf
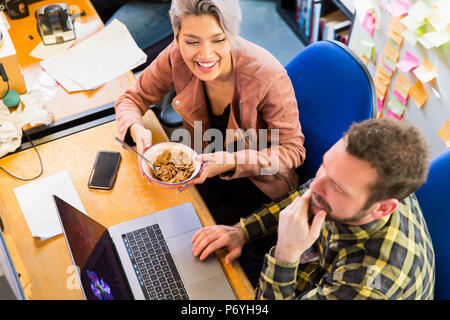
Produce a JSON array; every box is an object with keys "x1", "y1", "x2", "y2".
[
  {"x1": 276, "y1": 0, "x2": 355, "y2": 46},
  {"x1": 330, "y1": 0, "x2": 354, "y2": 20}
]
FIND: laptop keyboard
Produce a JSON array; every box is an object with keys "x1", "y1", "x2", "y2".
[{"x1": 122, "y1": 224, "x2": 189, "y2": 300}]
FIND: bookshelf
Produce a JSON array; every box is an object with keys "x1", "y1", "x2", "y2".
[{"x1": 276, "y1": 0, "x2": 356, "y2": 46}]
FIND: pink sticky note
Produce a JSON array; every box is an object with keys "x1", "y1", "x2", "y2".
[
  {"x1": 386, "y1": 109, "x2": 404, "y2": 120},
  {"x1": 384, "y1": 0, "x2": 410, "y2": 17},
  {"x1": 396, "y1": 51, "x2": 420, "y2": 73},
  {"x1": 393, "y1": 90, "x2": 409, "y2": 104},
  {"x1": 362, "y1": 11, "x2": 375, "y2": 36},
  {"x1": 377, "y1": 98, "x2": 385, "y2": 113}
]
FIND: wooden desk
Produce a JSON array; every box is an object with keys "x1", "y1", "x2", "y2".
[
  {"x1": 0, "y1": 110, "x2": 255, "y2": 300},
  {"x1": 6, "y1": 0, "x2": 135, "y2": 121}
]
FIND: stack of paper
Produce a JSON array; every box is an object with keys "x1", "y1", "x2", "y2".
[
  {"x1": 13, "y1": 171, "x2": 86, "y2": 241},
  {"x1": 40, "y1": 19, "x2": 146, "y2": 92}
]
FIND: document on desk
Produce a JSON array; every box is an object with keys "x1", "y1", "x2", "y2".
[
  {"x1": 40, "y1": 19, "x2": 146, "y2": 92},
  {"x1": 13, "y1": 171, "x2": 86, "y2": 241}
]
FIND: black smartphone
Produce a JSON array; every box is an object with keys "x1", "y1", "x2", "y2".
[{"x1": 88, "y1": 151, "x2": 122, "y2": 190}]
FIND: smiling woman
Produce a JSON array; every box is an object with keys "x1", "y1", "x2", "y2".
[{"x1": 114, "y1": 0, "x2": 306, "y2": 230}]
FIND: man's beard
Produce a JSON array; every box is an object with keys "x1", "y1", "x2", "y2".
[{"x1": 308, "y1": 191, "x2": 369, "y2": 225}]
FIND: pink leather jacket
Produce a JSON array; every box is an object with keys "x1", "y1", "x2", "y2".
[{"x1": 115, "y1": 37, "x2": 305, "y2": 200}]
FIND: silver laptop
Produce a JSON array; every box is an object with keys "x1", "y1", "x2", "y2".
[{"x1": 53, "y1": 195, "x2": 235, "y2": 300}]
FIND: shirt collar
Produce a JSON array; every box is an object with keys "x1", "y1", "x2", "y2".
[{"x1": 327, "y1": 213, "x2": 392, "y2": 240}]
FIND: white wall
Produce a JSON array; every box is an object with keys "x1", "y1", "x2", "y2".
[{"x1": 348, "y1": 0, "x2": 449, "y2": 159}]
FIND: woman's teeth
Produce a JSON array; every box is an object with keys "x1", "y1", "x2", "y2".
[{"x1": 197, "y1": 61, "x2": 217, "y2": 68}]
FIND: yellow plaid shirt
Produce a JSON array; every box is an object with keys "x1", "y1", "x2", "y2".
[{"x1": 240, "y1": 181, "x2": 435, "y2": 300}]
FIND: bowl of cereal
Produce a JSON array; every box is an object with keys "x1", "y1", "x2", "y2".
[{"x1": 140, "y1": 142, "x2": 203, "y2": 188}]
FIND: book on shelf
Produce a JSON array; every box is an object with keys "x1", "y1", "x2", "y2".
[
  {"x1": 319, "y1": 9, "x2": 351, "y2": 41},
  {"x1": 310, "y1": 0, "x2": 322, "y2": 42},
  {"x1": 298, "y1": 0, "x2": 308, "y2": 29},
  {"x1": 291, "y1": 1, "x2": 353, "y2": 45},
  {"x1": 304, "y1": 0, "x2": 314, "y2": 38},
  {"x1": 296, "y1": 0, "x2": 301, "y2": 23},
  {"x1": 335, "y1": 28, "x2": 350, "y2": 44}
]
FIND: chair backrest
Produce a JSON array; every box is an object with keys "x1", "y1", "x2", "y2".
[
  {"x1": 415, "y1": 149, "x2": 450, "y2": 300},
  {"x1": 285, "y1": 40, "x2": 375, "y2": 184}
]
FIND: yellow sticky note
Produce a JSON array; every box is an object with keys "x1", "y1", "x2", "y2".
[
  {"x1": 354, "y1": 51, "x2": 369, "y2": 66},
  {"x1": 437, "y1": 120, "x2": 450, "y2": 148},
  {"x1": 424, "y1": 57, "x2": 438, "y2": 75},
  {"x1": 388, "y1": 16, "x2": 407, "y2": 35},
  {"x1": 375, "y1": 83, "x2": 387, "y2": 97},
  {"x1": 387, "y1": 28, "x2": 404, "y2": 47},
  {"x1": 394, "y1": 72, "x2": 412, "y2": 99},
  {"x1": 408, "y1": 80, "x2": 429, "y2": 108},
  {"x1": 375, "y1": 81, "x2": 388, "y2": 100},
  {"x1": 376, "y1": 64, "x2": 393, "y2": 83},
  {"x1": 384, "y1": 43, "x2": 400, "y2": 62}
]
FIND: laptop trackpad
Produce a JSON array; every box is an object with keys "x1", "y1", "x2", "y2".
[{"x1": 166, "y1": 229, "x2": 224, "y2": 287}]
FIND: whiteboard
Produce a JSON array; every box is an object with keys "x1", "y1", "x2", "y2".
[{"x1": 348, "y1": 0, "x2": 449, "y2": 159}]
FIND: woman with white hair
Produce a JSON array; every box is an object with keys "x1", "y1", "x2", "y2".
[{"x1": 115, "y1": 0, "x2": 305, "y2": 227}]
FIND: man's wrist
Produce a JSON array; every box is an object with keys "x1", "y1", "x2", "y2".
[
  {"x1": 233, "y1": 222, "x2": 247, "y2": 245},
  {"x1": 274, "y1": 245, "x2": 302, "y2": 264}
]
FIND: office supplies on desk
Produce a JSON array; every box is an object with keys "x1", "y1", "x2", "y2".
[
  {"x1": 40, "y1": 19, "x2": 146, "y2": 92},
  {"x1": 0, "y1": 17, "x2": 26, "y2": 95},
  {"x1": 0, "y1": 62, "x2": 20, "y2": 108},
  {"x1": 35, "y1": 3, "x2": 76, "y2": 45},
  {"x1": 1, "y1": 0, "x2": 29, "y2": 20},
  {"x1": 54, "y1": 196, "x2": 235, "y2": 300},
  {"x1": 13, "y1": 170, "x2": 86, "y2": 240}
]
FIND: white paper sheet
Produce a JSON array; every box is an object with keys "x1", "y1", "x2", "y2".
[
  {"x1": 13, "y1": 171, "x2": 86, "y2": 241},
  {"x1": 30, "y1": 22, "x2": 99, "y2": 60},
  {"x1": 40, "y1": 19, "x2": 146, "y2": 92},
  {"x1": 30, "y1": 40, "x2": 75, "y2": 60}
]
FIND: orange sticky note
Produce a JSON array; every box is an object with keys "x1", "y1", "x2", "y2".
[
  {"x1": 375, "y1": 82, "x2": 388, "y2": 100},
  {"x1": 437, "y1": 120, "x2": 450, "y2": 148},
  {"x1": 387, "y1": 28, "x2": 404, "y2": 47},
  {"x1": 408, "y1": 80, "x2": 429, "y2": 108},
  {"x1": 376, "y1": 64, "x2": 393, "y2": 83},
  {"x1": 384, "y1": 43, "x2": 400, "y2": 62},
  {"x1": 424, "y1": 57, "x2": 437, "y2": 75},
  {"x1": 394, "y1": 72, "x2": 412, "y2": 99},
  {"x1": 388, "y1": 17, "x2": 407, "y2": 35},
  {"x1": 355, "y1": 51, "x2": 369, "y2": 66}
]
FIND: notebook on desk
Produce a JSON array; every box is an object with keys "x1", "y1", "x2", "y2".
[{"x1": 53, "y1": 196, "x2": 235, "y2": 300}]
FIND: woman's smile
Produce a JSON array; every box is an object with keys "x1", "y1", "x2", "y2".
[{"x1": 195, "y1": 60, "x2": 218, "y2": 73}]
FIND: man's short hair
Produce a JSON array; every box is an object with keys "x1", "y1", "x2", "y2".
[{"x1": 344, "y1": 118, "x2": 429, "y2": 207}]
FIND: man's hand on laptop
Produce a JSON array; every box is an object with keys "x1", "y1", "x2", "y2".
[{"x1": 191, "y1": 223, "x2": 246, "y2": 265}]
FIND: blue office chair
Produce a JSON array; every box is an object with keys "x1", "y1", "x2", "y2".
[
  {"x1": 415, "y1": 149, "x2": 450, "y2": 300},
  {"x1": 285, "y1": 40, "x2": 376, "y2": 184}
]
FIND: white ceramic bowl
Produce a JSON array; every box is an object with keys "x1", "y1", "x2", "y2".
[{"x1": 140, "y1": 142, "x2": 202, "y2": 188}]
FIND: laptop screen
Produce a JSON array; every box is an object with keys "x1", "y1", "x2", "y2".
[{"x1": 53, "y1": 195, "x2": 132, "y2": 300}]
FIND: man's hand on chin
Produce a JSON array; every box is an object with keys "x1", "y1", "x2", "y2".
[{"x1": 275, "y1": 190, "x2": 326, "y2": 263}]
